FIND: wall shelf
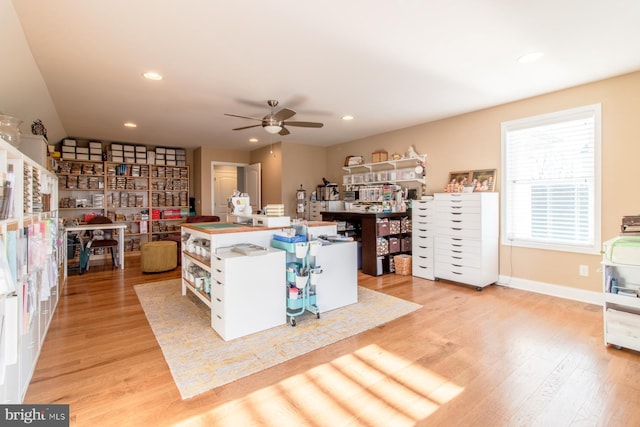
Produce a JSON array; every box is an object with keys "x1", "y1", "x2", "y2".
[{"x1": 342, "y1": 156, "x2": 426, "y2": 188}]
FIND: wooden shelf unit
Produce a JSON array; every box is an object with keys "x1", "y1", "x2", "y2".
[{"x1": 53, "y1": 159, "x2": 189, "y2": 253}]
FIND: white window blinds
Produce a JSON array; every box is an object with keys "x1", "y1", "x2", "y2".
[{"x1": 501, "y1": 104, "x2": 601, "y2": 253}]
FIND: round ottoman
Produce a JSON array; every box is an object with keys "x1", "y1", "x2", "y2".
[{"x1": 141, "y1": 241, "x2": 177, "y2": 273}]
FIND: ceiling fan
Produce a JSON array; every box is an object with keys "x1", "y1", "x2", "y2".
[{"x1": 225, "y1": 99, "x2": 324, "y2": 136}]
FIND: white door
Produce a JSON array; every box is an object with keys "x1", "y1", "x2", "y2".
[
  {"x1": 214, "y1": 166, "x2": 237, "y2": 218},
  {"x1": 244, "y1": 163, "x2": 261, "y2": 212}
]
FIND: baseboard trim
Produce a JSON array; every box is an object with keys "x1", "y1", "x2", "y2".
[{"x1": 497, "y1": 275, "x2": 603, "y2": 306}]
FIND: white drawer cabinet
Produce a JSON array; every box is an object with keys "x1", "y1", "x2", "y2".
[
  {"x1": 183, "y1": 247, "x2": 286, "y2": 341},
  {"x1": 210, "y1": 249, "x2": 285, "y2": 341},
  {"x1": 412, "y1": 197, "x2": 435, "y2": 280},
  {"x1": 433, "y1": 193, "x2": 498, "y2": 290},
  {"x1": 308, "y1": 201, "x2": 323, "y2": 221}
]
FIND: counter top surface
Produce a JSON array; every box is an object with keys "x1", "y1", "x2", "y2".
[
  {"x1": 321, "y1": 210, "x2": 410, "y2": 216},
  {"x1": 181, "y1": 221, "x2": 337, "y2": 235}
]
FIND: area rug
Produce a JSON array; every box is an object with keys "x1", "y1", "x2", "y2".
[{"x1": 134, "y1": 279, "x2": 421, "y2": 399}]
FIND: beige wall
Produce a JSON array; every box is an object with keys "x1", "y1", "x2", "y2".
[
  {"x1": 192, "y1": 146, "x2": 250, "y2": 215},
  {"x1": 326, "y1": 71, "x2": 640, "y2": 293},
  {"x1": 250, "y1": 142, "x2": 283, "y2": 208},
  {"x1": 195, "y1": 141, "x2": 326, "y2": 219},
  {"x1": 281, "y1": 142, "x2": 328, "y2": 218}
]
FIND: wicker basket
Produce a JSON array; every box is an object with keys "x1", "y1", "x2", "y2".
[{"x1": 394, "y1": 254, "x2": 412, "y2": 276}]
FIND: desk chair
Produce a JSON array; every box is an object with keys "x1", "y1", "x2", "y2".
[{"x1": 81, "y1": 215, "x2": 119, "y2": 273}]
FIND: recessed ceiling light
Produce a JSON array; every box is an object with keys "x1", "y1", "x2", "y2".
[
  {"x1": 124, "y1": 122, "x2": 137, "y2": 128},
  {"x1": 143, "y1": 71, "x2": 163, "y2": 81},
  {"x1": 249, "y1": 138, "x2": 258, "y2": 143},
  {"x1": 342, "y1": 115, "x2": 354, "y2": 121},
  {"x1": 517, "y1": 52, "x2": 544, "y2": 64}
]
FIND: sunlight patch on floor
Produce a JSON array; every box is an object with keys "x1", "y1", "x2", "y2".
[{"x1": 175, "y1": 344, "x2": 464, "y2": 426}]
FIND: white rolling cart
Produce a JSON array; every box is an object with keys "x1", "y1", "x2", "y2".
[{"x1": 602, "y1": 236, "x2": 640, "y2": 351}]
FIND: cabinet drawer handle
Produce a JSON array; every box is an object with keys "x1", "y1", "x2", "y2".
[
  {"x1": 451, "y1": 228, "x2": 462, "y2": 231},
  {"x1": 216, "y1": 297, "x2": 222, "y2": 302},
  {"x1": 216, "y1": 314, "x2": 222, "y2": 320},
  {"x1": 452, "y1": 264, "x2": 463, "y2": 267},
  {"x1": 452, "y1": 271, "x2": 462, "y2": 275}
]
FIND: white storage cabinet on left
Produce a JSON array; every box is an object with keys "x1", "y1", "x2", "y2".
[{"x1": 0, "y1": 136, "x2": 60, "y2": 403}]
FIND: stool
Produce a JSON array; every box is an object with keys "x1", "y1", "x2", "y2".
[{"x1": 141, "y1": 241, "x2": 177, "y2": 273}]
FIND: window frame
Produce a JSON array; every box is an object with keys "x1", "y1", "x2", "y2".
[{"x1": 500, "y1": 103, "x2": 602, "y2": 254}]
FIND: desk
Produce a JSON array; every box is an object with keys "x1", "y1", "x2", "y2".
[{"x1": 63, "y1": 223, "x2": 127, "y2": 282}]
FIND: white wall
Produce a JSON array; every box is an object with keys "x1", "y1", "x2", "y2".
[{"x1": 1, "y1": 0, "x2": 65, "y2": 143}]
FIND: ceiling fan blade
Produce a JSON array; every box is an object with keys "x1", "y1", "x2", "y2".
[
  {"x1": 279, "y1": 126, "x2": 291, "y2": 136},
  {"x1": 224, "y1": 113, "x2": 261, "y2": 121},
  {"x1": 273, "y1": 108, "x2": 296, "y2": 121},
  {"x1": 283, "y1": 121, "x2": 324, "y2": 128},
  {"x1": 232, "y1": 124, "x2": 261, "y2": 131}
]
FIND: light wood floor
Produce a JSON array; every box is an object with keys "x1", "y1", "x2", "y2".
[{"x1": 25, "y1": 257, "x2": 640, "y2": 427}]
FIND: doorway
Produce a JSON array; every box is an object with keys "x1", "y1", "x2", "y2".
[{"x1": 211, "y1": 162, "x2": 261, "y2": 219}]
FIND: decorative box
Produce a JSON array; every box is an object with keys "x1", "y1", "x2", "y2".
[{"x1": 372, "y1": 150, "x2": 388, "y2": 163}]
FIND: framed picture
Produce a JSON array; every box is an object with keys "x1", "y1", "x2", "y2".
[
  {"x1": 447, "y1": 170, "x2": 472, "y2": 187},
  {"x1": 471, "y1": 169, "x2": 496, "y2": 192}
]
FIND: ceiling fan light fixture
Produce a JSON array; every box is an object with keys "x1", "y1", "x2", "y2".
[
  {"x1": 142, "y1": 71, "x2": 163, "y2": 81},
  {"x1": 517, "y1": 52, "x2": 544, "y2": 63},
  {"x1": 264, "y1": 125, "x2": 282, "y2": 134}
]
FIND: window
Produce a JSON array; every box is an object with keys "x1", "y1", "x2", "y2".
[{"x1": 501, "y1": 104, "x2": 601, "y2": 254}]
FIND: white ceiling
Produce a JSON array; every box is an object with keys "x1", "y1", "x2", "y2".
[{"x1": 12, "y1": 0, "x2": 640, "y2": 151}]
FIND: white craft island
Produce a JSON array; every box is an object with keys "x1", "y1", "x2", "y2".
[{"x1": 180, "y1": 221, "x2": 358, "y2": 340}]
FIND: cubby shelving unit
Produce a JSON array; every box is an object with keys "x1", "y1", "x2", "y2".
[{"x1": 53, "y1": 159, "x2": 189, "y2": 254}]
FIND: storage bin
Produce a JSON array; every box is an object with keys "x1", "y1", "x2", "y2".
[
  {"x1": 604, "y1": 237, "x2": 640, "y2": 265},
  {"x1": 401, "y1": 217, "x2": 411, "y2": 233},
  {"x1": 401, "y1": 236, "x2": 412, "y2": 252},
  {"x1": 389, "y1": 237, "x2": 400, "y2": 253},
  {"x1": 394, "y1": 254, "x2": 412, "y2": 276},
  {"x1": 389, "y1": 220, "x2": 401, "y2": 234},
  {"x1": 376, "y1": 237, "x2": 389, "y2": 256},
  {"x1": 377, "y1": 218, "x2": 390, "y2": 236}
]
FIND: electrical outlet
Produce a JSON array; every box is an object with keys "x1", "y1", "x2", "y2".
[{"x1": 579, "y1": 265, "x2": 589, "y2": 277}]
